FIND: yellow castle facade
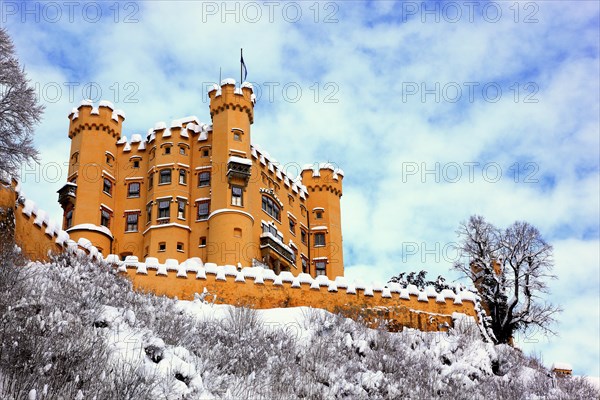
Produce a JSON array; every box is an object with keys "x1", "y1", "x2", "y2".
[
  {"x1": 57, "y1": 79, "x2": 344, "y2": 279},
  {"x1": 0, "y1": 79, "x2": 478, "y2": 332}
]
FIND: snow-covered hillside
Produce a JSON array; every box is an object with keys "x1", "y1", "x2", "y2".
[{"x1": 0, "y1": 249, "x2": 597, "y2": 400}]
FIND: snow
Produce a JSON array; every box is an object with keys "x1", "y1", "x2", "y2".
[
  {"x1": 552, "y1": 362, "x2": 573, "y2": 371},
  {"x1": 221, "y1": 78, "x2": 236, "y2": 86},
  {"x1": 22, "y1": 198, "x2": 38, "y2": 216},
  {"x1": 55, "y1": 230, "x2": 70, "y2": 245},
  {"x1": 130, "y1": 134, "x2": 142, "y2": 143},
  {"x1": 67, "y1": 223, "x2": 113, "y2": 238},
  {"x1": 154, "y1": 121, "x2": 167, "y2": 131},
  {"x1": 6, "y1": 256, "x2": 596, "y2": 400},
  {"x1": 99, "y1": 100, "x2": 115, "y2": 109},
  {"x1": 228, "y1": 155, "x2": 253, "y2": 166},
  {"x1": 33, "y1": 209, "x2": 48, "y2": 227}
]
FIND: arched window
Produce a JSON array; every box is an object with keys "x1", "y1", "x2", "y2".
[
  {"x1": 179, "y1": 169, "x2": 187, "y2": 185},
  {"x1": 261, "y1": 195, "x2": 281, "y2": 221}
]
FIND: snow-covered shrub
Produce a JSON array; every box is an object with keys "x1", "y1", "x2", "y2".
[{"x1": 0, "y1": 248, "x2": 597, "y2": 399}]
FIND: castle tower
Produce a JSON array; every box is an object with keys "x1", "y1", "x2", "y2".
[
  {"x1": 206, "y1": 80, "x2": 255, "y2": 266},
  {"x1": 58, "y1": 100, "x2": 124, "y2": 255},
  {"x1": 301, "y1": 165, "x2": 344, "y2": 279}
]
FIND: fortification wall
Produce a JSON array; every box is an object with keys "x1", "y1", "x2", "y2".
[
  {"x1": 114, "y1": 256, "x2": 477, "y2": 332},
  {"x1": 2, "y1": 179, "x2": 478, "y2": 332}
]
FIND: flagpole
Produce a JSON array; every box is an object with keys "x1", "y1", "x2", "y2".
[{"x1": 240, "y1": 48, "x2": 243, "y2": 86}]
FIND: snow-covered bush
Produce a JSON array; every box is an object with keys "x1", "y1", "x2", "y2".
[{"x1": 0, "y1": 247, "x2": 597, "y2": 399}]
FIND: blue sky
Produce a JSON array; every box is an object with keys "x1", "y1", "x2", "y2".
[{"x1": 3, "y1": 1, "x2": 599, "y2": 377}]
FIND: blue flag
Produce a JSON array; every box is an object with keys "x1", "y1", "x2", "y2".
[{"x1": 240, "y1": 50, "x2": 248, "y2": 82}]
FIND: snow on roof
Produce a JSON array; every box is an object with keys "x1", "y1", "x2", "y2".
[
  {"x1": 67, "y1": 223, "x2": 113, "y2": 238},
  {"x1": 228, "y1": 156, "x2": 253, "y2": 166},
  {"x1": 130, "y1": 134, "x2": 142, "y2": 143},
  {"x1": 551, "y1": 362, "x2": 573, "y2": 371},
  {"x1": 302, "y1": 162, "x2": 345, "y2": 177},
  {"x1": 99, "y1": 100, "x2": 115, "y2": 109},
  {"x1": 221, "y1": 78, "x2": 236, "y2": 86}
]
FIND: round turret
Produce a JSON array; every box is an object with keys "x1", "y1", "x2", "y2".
[{"x1": 300, "y1": 163, "x2": 344, "y2": 197}]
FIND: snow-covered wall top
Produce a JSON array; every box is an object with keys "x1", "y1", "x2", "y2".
[
  {"x1": 107, "y1": 255, "x2": 477, "y2": 306},
  {"x1": 68, "y1": 99, "x2": 125, "y2": 123},
  {"x1": 2, "y1": 178, "x2": 105, "y2": 263}
]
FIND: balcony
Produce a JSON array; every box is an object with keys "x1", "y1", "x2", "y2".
[
  {"x1": 260, "y1": 233, "x2": 295, "y2": 265},
  {"x1": 227, "y1": 156, "x2": 252, "y2": 186},
  {"x1": 57, "y1": 182, "x2": 77, "y2": 208}
]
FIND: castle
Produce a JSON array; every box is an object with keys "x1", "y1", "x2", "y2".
[
  {"x1": 57, "y1": 79, "x2": 343, "y2": 279},
  {"x1": 0, "y1": 79, "x2": 479, "y2": 333}
]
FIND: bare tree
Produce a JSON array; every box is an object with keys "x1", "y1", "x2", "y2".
[
  {"x1": 453, "y1": 215, "x2": 561, "y2": 344},
  {"x1": 0, "y1": 27, "x2": 43, "y2": 178}
]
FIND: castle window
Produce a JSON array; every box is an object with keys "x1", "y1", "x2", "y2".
[
  {"x1": 102, "y1": 178, "x2": 112, "y2": 195},
  {"x1": 149, "y1": 148, "x2": 156, "y2": 160},
  {"x1": 179, "y1": 169, "x2": 187, "y2": 185},
  {"x1": 105, "y1": 153, "x2": 114, "y2": 166},
  {"x1": 148, "y1": 173, "x2": 153, "y2": 189},
  {"x1": 146, "y1": 202, "x2": 152, "y2": 224},
  {"x1": 289, "y1": 219, "x2": 296, "y2": 235},
  {"x1": 158, "y1": 242, "x2": 166, "y2": 252},
  {"x1": 314, "y1": 233, "x2": 326, "y2": 247},
  {"x1": 201, "y1": 148, "x2": 210, "y2": 158},
  {"x1": 127, "y1": 182, "x2": 140, "y2": 198},
  {"x1": 179, "y1": 146, "x2": 186, "y2": 155},
  {"x1": 164, "y1": 146, "x2": 171, "y2": 155},
  {"x1": 198, "y1": 171, "x2": 210, "y2": 187},
  {"x1": 71, "y1": 152, "x2": 79, "y2": 166},
  {"x1": 231, "y1": 186, "x2": 243, "y2": 206},
  {"x1": 65, "y1": 209, "x2": 73, "y2": 229},
  {"x1": 159, "y1": 169, "x2": 171, "y2": 184},
  {"x1": 233, "y1": 228, "x2": 242, "y2": 238},
  {"x1": 158, "y1": 200, "x2": 170, "y2": 220},
  {"x1": 100, "y1": 209, "x2": 111, "y2": 228},
  {"x1": 315, "y1": 260, "x2": 327, "y2": 276},
  {"x1": 315, "y1": 211, "x2": 323, "y2": 219},
  {"x1": 199, "y1": 237, "x2": 207, "y2": 247},
  {"x1": 125, "y1": 213, "x2": 138, "y2": 232},
  {"x1": 300, "y1": 229, "x2": 307, "y2": 245},
  {"x1": 177, "y1": 242, "x2": 184, "y2": 252},
  {"x1": 133, "y1": 160, "x2": 140, "y2": 168},
  {"x1": 301, "y1": 255, "x2": 308, "y2": 273},
  {"x1": 196, "y1": 200, "x2": 210, "y2": 220},
  {"x1": 233, "y1": 132, "x2": 241, "y2": 141},
  {"x1": 177, "y1": 199, "x2": 186, "y2": 220},
  {"x1": 261, "y1": 195, "x2": 281, "y2": 221},
  {"x1": 262, "y1": 223, "x2": 282, "y2": 240}
]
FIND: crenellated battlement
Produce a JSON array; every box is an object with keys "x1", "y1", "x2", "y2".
[
  {"x1": 251, "y1": 144, "x2": 309, "y2": 200},
  {"x1": 108, "y1": 254, "x2": 477, "y2": 331},
  {"x1": 67, "y1": 100, "x2": 125, "y2": 139},
  {"x1": 208, "y1": 79, "x2": 255, "y2": 124},
  {"x1": 301, "y1": 163, "x2": 344, "y2": 197}
]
